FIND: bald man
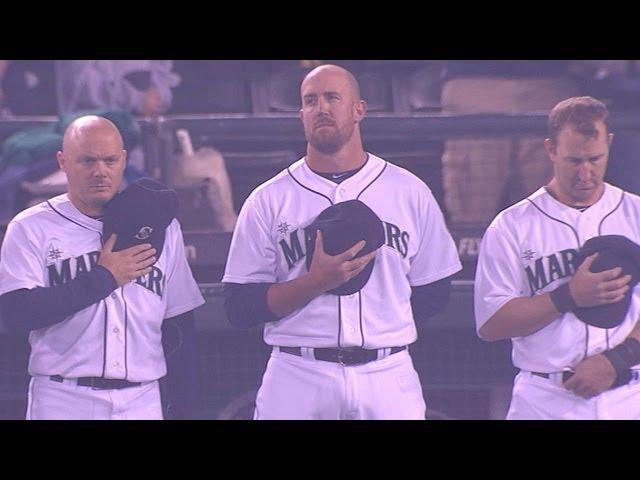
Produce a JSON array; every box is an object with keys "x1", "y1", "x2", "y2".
[
  {"x1": 222, "y1": 65, "x2": 461, "y2": 419},
  {"x1": 0, "y1": 115, "x2": 204, "y2": 419}
]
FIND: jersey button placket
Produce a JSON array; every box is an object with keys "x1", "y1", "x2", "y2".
[{"x1": 341, "y1": 295, "x2": 361, "y2": 344}]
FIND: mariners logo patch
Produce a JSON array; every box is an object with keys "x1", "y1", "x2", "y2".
[
  {"x1": 522, "y1": 249, "x2": 536, "y2": 260},
  {"x1": 277, "y1": 221, "x2": 291, "y2": 235},
  {"x1": 46, "y1": 240, "x2": 64, "y2": 265},
  {"x1": 135, "y1": 226, "x2": 153, "y2": 240}
]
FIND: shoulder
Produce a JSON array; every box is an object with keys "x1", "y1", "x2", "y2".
[
  {"x1": 491, "y1": 188, "x2": 551, "y2": 230},
  {"x1": 373, "y1": 156, "x2": 435, "y2": 198},
  {"x1": 615, "y1": 184, "x2": 640, "y2": 206},
  {"x1": 9, "y1": 195, "x2": 62, "y2": 229},
  {"x1": 245, "y1": 158, "x2": 305, "y2": 204}
]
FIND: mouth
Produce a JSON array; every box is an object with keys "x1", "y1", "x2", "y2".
[
  {"x1": 89, "y1": 185, "x2": 110, "y2": 190},
  {"x1": 315, "y1": 120, "x2": 335, "y2": 129}
]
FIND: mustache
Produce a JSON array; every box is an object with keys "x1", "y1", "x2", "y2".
[{"x1": 314, "y1": 116, "x2": 335, "y2": 127}]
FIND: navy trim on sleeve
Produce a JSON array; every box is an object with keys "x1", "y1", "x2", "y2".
[
  {"x1": 0, "y1": 265, "x2": 118, "y2": 333},
  {"x1": 160, "y1": 310, "x2": 197, "y2": 420},
  {"x1": 222, "y1": 282, "x2": 279, "y2": 329},
  {"x1": 410, "y1": 277, "x2": 452, "y2": 324}
]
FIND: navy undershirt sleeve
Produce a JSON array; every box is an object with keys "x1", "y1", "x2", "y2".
[
  {"x1": 410, "y1": 277, "x2": 452, "y2": 324},
  {"x1": 222, "y1": 282, "x2": 278, "y2": 329},
  {"x1": 0, "y1": 265, "x2": 118, "y2": 333},
  {"x1": 160, "y1": 310, "x2": 197, "y2": 419},
  {"x1": 223, "y1": 277, "x2": 452, "y2": 329}
]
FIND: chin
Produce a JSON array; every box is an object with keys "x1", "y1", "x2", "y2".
[{"x1": 90, "y1": 190, "x2": 117, "y2": 204}]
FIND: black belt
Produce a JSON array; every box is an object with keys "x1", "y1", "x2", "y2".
[
  {"x1": 529, "y1": 371, "x2": 575, "y2": 383},
  {"x1": 49, "y1": 375, "x2": 142, "y2": 390},
  {"x1": 528, "y1": 369, "x2": 640, "y2": 385},
  {"x1": 279, "y1": 346, "x2": 407, "y2": 366}
]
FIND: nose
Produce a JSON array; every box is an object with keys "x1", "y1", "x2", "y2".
[
  {"x1": 577, "y1": 163, "x2": 593, "y2": 182},
  {"x1": 317, "y1": 96, "x2": 330, "y2": 114},
  {"x1": 93, "y1": 160, "x2": 108, "y2": 177}
]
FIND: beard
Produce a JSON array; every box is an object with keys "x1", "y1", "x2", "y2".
[{"x1": 307, "y1": 123, "x2": 353, "y2": 155}]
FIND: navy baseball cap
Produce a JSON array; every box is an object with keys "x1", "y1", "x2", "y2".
[
  {"x1": 305, "y1": 200, "x2": 385, "y2": 296},
  {"x1": 573, "y1": 235, "x2": 640, "y2": 329},
  {"x1": 102, "y1": 178, "x2": 178, "y2": 258}
]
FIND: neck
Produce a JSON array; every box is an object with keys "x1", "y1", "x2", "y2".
[
  {"x1": 305, "y1": 139, "x2": 366, "y2": 173},
  {"x1": 546, "y1": 179, "x2": 605, "y2": 207},
  {"x1": 68, "y1": 192, "x2": 105, "y2": 217}
]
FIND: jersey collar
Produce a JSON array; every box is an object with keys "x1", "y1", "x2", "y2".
[
  {"x1": 532, "y1": 183, "x2": 623, "y2": 214},
  {"x1": 290, "y1": 153, "x2": 387, "y2": 202},
  {"x1": 47, "y1": 194, "x2": 104, "y2": 233}
]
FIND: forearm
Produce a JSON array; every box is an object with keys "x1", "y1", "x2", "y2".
[
  {"x1": 411, "y1": 277, "x2": 451, "y2": 324},
  {"x1": 266, "y1": 273, "x2": 325, "y2": 319},
  {"x1": 479, "y1": 293, "x2": 561, "y2": 341},
  {"x1": 160, "y1": 310, "x2": 196, "y2": 420},
  {"x1": 0, "y1": 266, "x2": 117, "y2": 333},
  {"x1": 223, "y1": 282, "x2": 278, "y2": 328}
]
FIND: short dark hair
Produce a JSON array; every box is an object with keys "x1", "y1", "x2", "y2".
[{"x1": 548, "y1": 96, "x2": 610, "y2": 143}]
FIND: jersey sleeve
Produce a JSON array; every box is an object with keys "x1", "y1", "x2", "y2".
[
  {"x1": 473, "y1": 224, "x2": 525, "y2": 333},
  {"x1": 0, "y1": 220, "x2": 45, "y2": 296},
  {"x1": 222, "y1": 194, "x2": 278, "y2": 284},
  {"x1": 408, "y1": 187, "x2": 462, "y2": 286},
  {"x1": 162, "y1": 219, "x2": 205, "y2": 319}
]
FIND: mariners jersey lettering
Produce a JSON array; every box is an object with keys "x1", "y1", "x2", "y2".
[
  {"x1": 0, "y1": 194, "x2": 205, "y2": 382},
  {"x1": 223, "y1": 154, "x2": 462, "y2": 349},
  {"x1": 474, "y1": 184, "x2": 640, "y2": 372}
]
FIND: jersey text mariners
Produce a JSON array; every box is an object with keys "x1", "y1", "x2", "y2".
[{"x1": 475, "y1": 184, "x2": 640, "y2": 372}]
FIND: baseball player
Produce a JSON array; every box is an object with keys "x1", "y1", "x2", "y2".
[
  {"x1": 475, "y1": 96, "x2": 640, "y2": 419},
  {"x1": 222, "y1": 64, "x2": 461, "y2": 420},
  {"x1": 0, "y1": 115, "x2": 204, "y2": 420}
]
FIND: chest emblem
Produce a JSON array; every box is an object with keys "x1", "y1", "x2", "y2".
[
  {"x1": 135, "y1": 226, "x2": 153, "y2": 240},
  {"x1": 277, "y1": 221, "x2": 291, "y2": 235}
]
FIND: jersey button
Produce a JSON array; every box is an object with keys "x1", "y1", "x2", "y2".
[
  {"x1": 113, "y1": 327, "x2": 119, "y2": 334},
  {"x1": 111, "y1": 293, "x2": 117, "y2": 299}
]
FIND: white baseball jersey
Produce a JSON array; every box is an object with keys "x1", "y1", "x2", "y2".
[
  {"x1": 223, "y1": 153, "x2": 462, "y2": 349},
  {"x1": 475, "y1": 183, "x2": 640, "y2": 372},
  {"x1": 0, "y1": 193, "x2": 205, "y2": 382}
]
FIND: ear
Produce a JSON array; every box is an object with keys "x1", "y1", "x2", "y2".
[
  {"x1": 299, "y1": 108, "x2": 304, "y2": 123},
  {"x1": 56, "y1": 151, "x2": 65, "y2": 172},
  {"x1": 607, "y1": 132, "x2": 614, "y2": 148},
  {"x1": 122, "y1": 149, "x2": 128, "y2": 167},
  {"x1": 354, "y1": 99, "x2": 367, "y2": 123},
  {"x1": 543, "y1": 138, "x2": 556, "y2": 158}
]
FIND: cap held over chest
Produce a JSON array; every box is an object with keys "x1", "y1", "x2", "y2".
[
  {"x1": 305, "y1": 199, "x2": 385, "y2": 296},
  {"x1": 102, "y1": 178, "x2": 178, "y2": 258},
  {"x1": 573, "y1": 234, "x2": 640, "y2": 329}
]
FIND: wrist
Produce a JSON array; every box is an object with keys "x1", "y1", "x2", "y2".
[
  {"x1": 549, "y1": 281, "x2": 578, "y2": 313},
  {"x1": 303, "y1": 271, "x2": 328, "y2": 298},
  {"x1": 602, "y1": 337, "x2": 640, "y2": 387}
]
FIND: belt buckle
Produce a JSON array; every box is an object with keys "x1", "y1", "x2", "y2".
[
  {"x1": 89, "y1": 378, "x2": 103, "y2": 390},
  {"x1": 337, "y1": 348, "x2": 364, "y2": 366},
  {"x1": 337, "y1": 349, "x2": 348, "y2": 366}
]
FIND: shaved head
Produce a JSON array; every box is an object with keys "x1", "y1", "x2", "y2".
[
  {"x1": 301, "y1": 64, "x2": 361, "y2": 102},
  {"x1": 62, "y1": 115, "x2": 124, "y2": 154}
]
